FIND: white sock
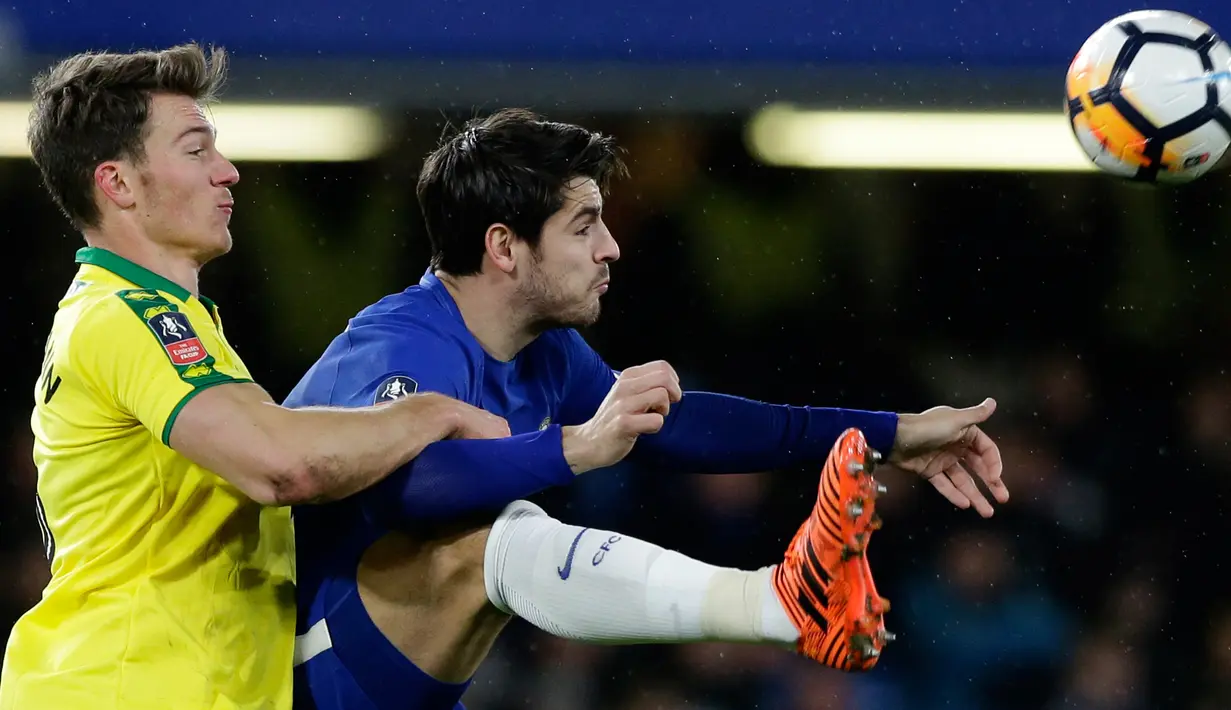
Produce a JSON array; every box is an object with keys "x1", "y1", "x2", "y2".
[{"x1": 482, "y1": 500, "x2": 800, "y2": 646}]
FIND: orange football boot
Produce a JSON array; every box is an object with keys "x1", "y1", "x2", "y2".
[{"x1": 771, "y1": 427, "x2": 894, "y2": 671}]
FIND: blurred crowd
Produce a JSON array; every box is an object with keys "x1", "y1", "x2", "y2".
[{"x1": 3, "y1": 115, "x2": 1231, "y2": 709}]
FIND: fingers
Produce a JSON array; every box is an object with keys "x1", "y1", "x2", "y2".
[
  {"x1": 488, "y1": 413, "x2": 512, "y2": 438},
  {"x1": 943, "y1": 462, "x2": 995, "y2": 518},
  {"x1": 475, "y1": 411, "x2": 511, "y2": 438},
  {"x1": 962, "y1": 427, "x2": 1009, "y2": 503},
  {"x1": 624, "y1": 387, "x2": 673, "y2": 418},
  {"x1": 588, "y1": 362, "x2": 678, "y2": 452},
  {"x1": 928, "y1": 472, "x2": 972, "y2": 510},
  {"x1": 617, "y1": 361, "x2": 682, "y2": 402},
  {"x1": 624, "y1": 411, "x2": 666, "y2": 435},
  {"x1": 958, "y1": 397, "x2": 997, "y2": 426},
  {"x1": 615, "y1": 383, "x2": 673, "y2": 435},
  {"x1": 458, "y1": 408, "x2": 511, "y2": 439}
]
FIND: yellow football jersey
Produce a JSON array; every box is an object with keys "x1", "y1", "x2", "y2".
[{"x1": 0, "y1": 247, "x2": 296, "y2": 710}]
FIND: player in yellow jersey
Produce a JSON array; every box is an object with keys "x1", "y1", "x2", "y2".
[{"x1": 0, "y1": 44, "x2": 507, "y2": 710}]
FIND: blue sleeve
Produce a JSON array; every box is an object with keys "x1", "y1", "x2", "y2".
[
  {"x1": 323, "y1": 321, "x2": 469, "y2": 407},
  {"x1": 556, "y1": 329, "x2": 899, "y2": 473},
  {"x1": 368, "y1": 426, "x2": 575, "y2": 524},
  {"x1": 556, "y1": 330, "x2": 619, "y2": 426},
  {"x1": 633, "y1": 393, "x2": 898, "y2": 473},
  {"x1": 343, "y1": 322, "x2": 575, "y2": 526}
]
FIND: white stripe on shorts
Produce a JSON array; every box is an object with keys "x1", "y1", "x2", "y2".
[{"x1": 293, "y1": 618, "x2": 334, "y2": 666}]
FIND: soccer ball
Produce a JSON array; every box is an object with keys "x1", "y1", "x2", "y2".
[{"x1": 1065, "y1": 10, "x2": 1231, "y2": 183}]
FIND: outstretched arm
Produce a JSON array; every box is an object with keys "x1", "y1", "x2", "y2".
[
  {"x1": 556, "y1": 330, "x2": 1007, "y2": 515},
  {"x1": 630, "y1": 391, "x2": 897, "y2": 473},
  {"x1": 172, "y1": 384, "x2": 485, "y2": 505},
  {"x1": 555, "y1": 330, "x2": 895, "y2": 474}
]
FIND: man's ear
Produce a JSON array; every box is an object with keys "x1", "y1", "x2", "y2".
[
  {"x1": 94, "y1": 160, "x2": 136, "y2": 210},
  {"x1": 485, "y1": 223, "x2": 517, "y2": 274}
]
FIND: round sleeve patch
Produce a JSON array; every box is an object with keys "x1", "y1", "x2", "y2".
[{"x1": 373, "y1": 375, "x2": 418, "y2": 404}]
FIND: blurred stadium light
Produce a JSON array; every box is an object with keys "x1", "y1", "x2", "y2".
[
  {"x1": 0, "y1": 102, "x2": 385, "y2": 161},
  {"x1": 746, "y1": 104, "x2": 1098, "y2": 172}
]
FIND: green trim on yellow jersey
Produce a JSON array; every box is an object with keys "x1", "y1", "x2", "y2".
[
  {"x1": 163, "y1": 378, "x2": 251, "y2": 447},
  {"x1": 112, "y1": 289, "x2": 247, "y2": 445},
  {"x1": 76, "y1": 247, "x2": 218, "y2": 312}
]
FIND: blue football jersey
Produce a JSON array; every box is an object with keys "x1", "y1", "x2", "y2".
[{"x1": 283, "y1": 270, "x2": 614, "y2": 638}]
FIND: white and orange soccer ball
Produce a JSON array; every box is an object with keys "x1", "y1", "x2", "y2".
[{"x1": 1065, "y1": 9, "x2": 1231, "y2": 183}]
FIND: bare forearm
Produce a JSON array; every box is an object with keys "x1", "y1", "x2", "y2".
[
  {"x1": 170, "y1": 383, "x2": 463, "y2": 506},
  {"x1": 269, "y1": 393, "x2": 461, "y2": 503}
]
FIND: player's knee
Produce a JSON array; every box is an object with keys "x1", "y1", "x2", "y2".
[
  {"x1": 359, "y1": 522, "x2": 491, "y2": 611},
  {"x1": 427, "y1": 524, "x2": 492, "y2": 600},
  {"x1": 361, "y1": 500, "x2": 549, "y2": 613},
  {"x1": 357, "y1": 524, "x2": 510, "y2": 682}
]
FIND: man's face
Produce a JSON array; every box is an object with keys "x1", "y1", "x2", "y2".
[
  {"x1": 514, "y1": 177, "x2": 619, "y2": 330},
  {"x1": 129, "y1": 93, "x2": 239, "y2": 262}
]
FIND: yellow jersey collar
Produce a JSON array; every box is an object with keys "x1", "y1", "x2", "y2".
[{"x1": 75, "y1": 247, "x2": 217, "y2": 312}]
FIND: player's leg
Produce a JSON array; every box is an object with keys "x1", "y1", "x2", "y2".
[
  {"x1": 357, "y1": 518, "x2": 511, "y2": 682},
  {"x1": 296, "y1": 427, "x2": 891, "y2": 710},
  {"x1": 483, "y1": 428, "x2": 893, "y2": 670},
  {"x1": 294, "y1": 518, "x2": 509, "y2": 710}
]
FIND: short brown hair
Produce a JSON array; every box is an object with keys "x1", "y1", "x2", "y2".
[
  {"x1": 417, "y1": 108, "x2": 627, "y2": 276},
  {"x1": 28, "y1": 43, "x2": 229, "y2": 230}
]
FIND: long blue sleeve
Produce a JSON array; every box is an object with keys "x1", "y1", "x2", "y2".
[
  {"x1": 631, "y1": 391, "x2": 898, "y2": 473},
  {"x1": 556, "y1": 329, "x2": 899, "y2": 474},
  {"x1": 363, "y1": 425, "x2": 575, "y2": 525}
]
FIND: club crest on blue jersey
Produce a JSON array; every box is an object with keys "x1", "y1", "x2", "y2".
[{"x1": 374, "y1": 375, "x2": 418, "y2": 404}]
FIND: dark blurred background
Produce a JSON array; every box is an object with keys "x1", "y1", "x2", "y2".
[{"x1": 3, "y1": 2, "x2": 1231, "y2": 709}]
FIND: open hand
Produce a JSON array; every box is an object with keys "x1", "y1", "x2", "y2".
[{"x1": 890, "y1": 397, "x2": 1007, "y2": 517}]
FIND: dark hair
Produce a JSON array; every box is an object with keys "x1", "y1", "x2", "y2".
[
  {"x1": 416, "y1": 108, "x2": 628, "y2": 276},
  {"x1": 28, "y1": 43, "x2": 229, "y2": 230}
]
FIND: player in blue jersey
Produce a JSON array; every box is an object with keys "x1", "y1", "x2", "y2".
[{"x1": 284, "y1": 108, "x2": 1008, "y2": 710}]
